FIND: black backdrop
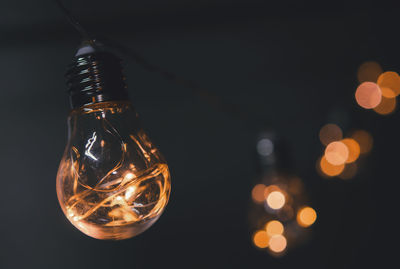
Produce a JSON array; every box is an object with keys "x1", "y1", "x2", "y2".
[{"x1": 0, "y1": 1, "x2": 398, "y2": 268}]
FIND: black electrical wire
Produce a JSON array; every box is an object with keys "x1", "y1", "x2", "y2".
[
  {"x1": 54, "y1": 1, "x2": 268, "y2": 131},
  {"x1": 97, "y1": 37, "x2": 267, "y2": 130},
  {"x1": 54, "y1": 0, "x2": 93, "y2": 43}
]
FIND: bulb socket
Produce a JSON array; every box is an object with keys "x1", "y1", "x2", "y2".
[{"x1": 66, "y1": 50, "x2": 129, "y2": 109}]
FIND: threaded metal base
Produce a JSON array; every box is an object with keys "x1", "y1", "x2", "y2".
[{"x1": 66, "y1": 50, "x2": 129, "y2": 109}]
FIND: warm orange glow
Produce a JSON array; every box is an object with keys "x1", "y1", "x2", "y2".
[
  {"x1": 56, "y1": 102, "x2": 172, "y2": 240},
  {"x1": 357, "y1": 61, "x2": 383, "y2": 83},
  {"x1": 380, "y1": 87, "x2": 397, "y2": 98},
  {"x1": 269, "y1": 234, "x2": 287, "y2": 253},
  {"x1": 319, "y1": 123, "x2": 343, "y2": 146},
  {"x1": 373, "y1": 96, "x2": 396, "y2": 115},
  {"x1": 339, "y1": 163, "x2": 358, "y2": 180},
  {"x1": 319, "y1": 156, "x2": 345, "y2": 177},
  {"x1": 253, "y1": 230, "x2": 269, "y2": 248},
  {"x1": 124, "y1": 172, "x2": 135, "y2": 180},
  {"x1": 355, "y1": 82, "x2": 382, "y2": 109},
  {"x1": 265, "y1": 220, "x2": 284, "y2": 236},
  {"x1": 266, "y1": 191, "x2": 286, "y2": 210},
  {"x1": 351, "y1": 130, "x2": 373, "y2": 154},
  {"x1": 341, "y1": 138, "x2": 360, "y2": 163},
  {"x1": 264, "y1": 185, "x2": 281, "y2": 197},
  {"x1": 325, "y1": 141, "x2": 349, "y2": 165},
  {"x1": 251, "y1": 184, "x2": 266, "y2": 204},
  {"x1": 297, "y1": 207, "x2": 317, "y2": 227},
  {"x1": 377, "y1": 71, "x2": 400, "y2": 96}
]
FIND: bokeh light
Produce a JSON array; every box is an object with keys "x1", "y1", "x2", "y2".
[
  {"x1": 253, "y1": 230, "x2": 269, "y2": 249},
  {"x1": 319, "y1": 123, "x2": 343, "y2": 146},
  {"x1": 351, "y1": 130, "x2": 373, "y2": 154},
  {"x1": 357, "y1": 61, "x2": 383, "y2": 83},
  {"x1": 319, "y1": 156, "x2": 345, "y2": 177},
  {"x1": 251, "y1": 184, "x2": 266, "y2": 204},
  {"x1": 269, "y1": 234, "x2": 287, "y2": 253},
  {"x1": 266, "y1": 191, "x2": 285, "y2": 210},
  {"x1": 338, "y1": 162, "x2": 358, "y2": 180},
  {"x1": 341, "y1": 138, "x2": 360, "y2": 163},
  {"x1": 265, "y1": 220, "x2": 284, "y2": 236},
  {"x1": 257, "y1": 138, "x2": 274, "y2": 156},
  {"x1": 373, "y1": 96, "x2": 396, "y2": 115},
  {"x1": 355, "y1": 82, "x2": 382, "y2": 109},
  {"x1": 325, "y1": 141, "x2": 349, "y2": 165},
  {"x1": 297, "y1": 207, "x2": 317, "y2": 227},
  {"x1": 377, "y1": 71, "x2": 400, "y2": 96},
  {"x1": 264, "y1": 185, "x2": 281, "y2": 195},
  {"x1": 380, "y1": 87, "x2": 397, "y2": 98}
]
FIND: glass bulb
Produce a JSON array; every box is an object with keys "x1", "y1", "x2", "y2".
[{"x1": 56, "y1": 101, "x2": 171, "y2": 240}]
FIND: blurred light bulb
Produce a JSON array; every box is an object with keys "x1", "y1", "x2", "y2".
[
  {"x1": 319, "y1": 123, "x2": 343, "y2": 146},
  {"x1": 324, "y1": 141, "x2": 349, "y2": 165},
  {"x1": 251, "y1": 184, "x2": 266, "y2": 204},
  {"x1": 269, "y1": 234, "x2": 287, "y2": 253},
  {"x1": 319, "y1": 156, "x2": 344, "y2": 177},
  {"x1": 266, "y1": 191, "x2": 285, "y2": 210},
  {"x1": 265, "y1": 220, "x2": 284, "y2": 236},
  {"x1": 257, "y1": 138, "x2": 274, "y2": 156},
  {"x1": 355, "y1": 82, "x2": 382, "y2": 109},
  {"x1": 56, "y1": 44, "x2": 171, "y2": 240},
  {"x1": 297, "y1": 207, "x2": 317, "y2": 227},
  {"x1": 253, "y1": 230, "x2": 269, "y2": 248},
  {"x1": 357, "y1": 61, "x2": 383, "y2": 83},
  {"x1": 341, "y1": 138, "x2": 360, "y2": 163},
  {"x1": 377, "y1": 71, "x2": 400, "y2": 97}
]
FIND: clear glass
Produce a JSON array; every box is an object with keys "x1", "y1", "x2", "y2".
[{"x1": 56, "y1": 101, "x2": 171, "y2": 240}]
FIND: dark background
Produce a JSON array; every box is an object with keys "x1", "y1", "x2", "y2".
[{"x1": 0, "y1": 1, "x2": 398, "y2": 268}]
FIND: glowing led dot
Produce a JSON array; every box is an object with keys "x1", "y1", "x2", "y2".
[
  {"x1": 325, "y1": 141, "x2": 349, "y2": 165},
  {"x1": 67, "y1": 208, "x2": 74, "y2": 217},
  {"x1": 251, "y1": 184, "x2": 266, "y2": 204},
  {"x1": 355, "y1": 82, "x2": 382, "y2": 109},
  {"x1": 253, "y1": 230, "x2": 269, "y2": 248},
  {"x1": 297, "y1": 207, "x2": 317, "y2": 227},
  {"x1": 341, "y1": 138, "x2": 360, "y2": 163},
  {"x1": 373, "y1": 96, "x2": 397, "y2": 115},
  {"x1": 265, "y1": 220, "x2": 284, "y2": 236},
  {"x1": 319, "y1": 156, "x2": 345, "y2": 177},
  {"x1": 125, "y1": 173, "x2": 135, "y2": 180},
  {"x1": 357, "y1": 61, "x2": 383, "y2": 83},
  {"x1": 125, "y1": 186, "x2": 137, "y2": 201},
  {"x1": 319, "y1": 123, "x2": 343, "y2": 146},
  {"x1": 269, "y1": 234, "x2": 287, "y2": 253},
  {"x1": 266, "y1": 191, "x2": 285, "y2": 210},
  {"x1": 351, "y1": 130, "x2": 373, "y2": 154},
  {"x1": 257, "y1": 138, "x2": 274, "y2": 156},
  {"x1": 377, "y1": 71, "x2": 400, "y2": 96}
]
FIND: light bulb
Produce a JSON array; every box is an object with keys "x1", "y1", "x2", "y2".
[{"x1": 56, "y1": 43, "x2": 171, "y2": 240}]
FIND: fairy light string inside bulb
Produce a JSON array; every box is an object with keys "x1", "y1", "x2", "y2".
[
  {"x1": 57, "y1": 85, "x2": 171, "y2": 240},
  {"x1": 54, "y1": 3, "x2": 171, "y2": 239}
]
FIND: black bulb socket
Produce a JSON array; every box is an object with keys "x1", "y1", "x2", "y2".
[{"x1": 65, "y1": 47, "x2": 129, "y2": 109}]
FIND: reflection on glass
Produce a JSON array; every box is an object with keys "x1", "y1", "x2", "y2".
[{"x1": 56, "y1": 102, "x2": 171, "y2": 240}]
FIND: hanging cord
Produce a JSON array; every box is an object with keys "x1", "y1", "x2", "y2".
[
  {"x1": 54, "y1": 0, "x2": 94, "y2": 44},
  {"x1": 97, "y1": 37, "x2": 267, "y2": 130},
  {"x1": 54, "y1": 1, "x2": 268, "y2": 130}
]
